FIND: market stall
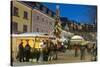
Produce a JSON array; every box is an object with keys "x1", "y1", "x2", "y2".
[
  {"x1": 11, "y1": 32, "x2": 55, "y2": 61},
  {"x1": 70, "y1": 35, "x2": 85, "y2": 45}
]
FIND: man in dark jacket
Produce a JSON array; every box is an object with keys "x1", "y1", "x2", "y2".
[
  {"x1": 24, "y1": 41, "x2": 31, "y2": 62},
  {"x1": 75, "y1": 45, "x2": 78, "y2": 57},
  {"x1": 53, "y1": 44, "x2": 58, "y2": 60},
  {"x1": 17, "y1": 42, "x2": 24, "y2": 62},
  {"x1": 91, "y1": 43, "x2": 97, "y2": 61},
  {"x1": 80, "y1": 45, "x2": 86, "y2": 60}
]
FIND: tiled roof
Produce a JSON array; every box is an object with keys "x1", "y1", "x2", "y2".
[{"x1": 19, "y1": 1, "x2": 56, "y2": 18}]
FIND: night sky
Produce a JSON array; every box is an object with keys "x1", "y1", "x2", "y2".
[{"x1": 42, "y1": 2, "x2": 97, "y2": 24}]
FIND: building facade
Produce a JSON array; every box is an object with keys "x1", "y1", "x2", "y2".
[
  {"x1": 32, "y1": 9, "x2": 55, "y2": 33},
  {"x1": 11, "y1": 1, "x2": 32, "y2": 34},
  {"x1": 23, "y1": 2, "x2": 55, "y2": 33},
  {"x1": 11, "y1": 1, "x2": 55, "y2": 34},
  {"x1": 11, "y1": 1, "x2": 56, "y2": 62}
]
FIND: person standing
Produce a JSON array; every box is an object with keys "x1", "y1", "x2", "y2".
[
  {"x1": 75, "y1": 45, "x2": 78, "y2": 57},
  {"x1": 17, "y1": 42, "x2": 24, "y2": 62},
  {"x1": 91, "y1": 43, "x2": 97, "y2": 61},
  {"x1": 43, "y1": 42, "x2": 48, "y2": 61},
  {"x1": 36, "y1": 49, "x2": 40, "y2": 62},
  {"x1": 48, "y1": 41, "x2": 55, "y2": 61},
  {"x1": 80, "y1": 45, "x2": 86, "y2": 60},
  {"x1": 24, "y1": 41, "x2": 31, "y2": 62},
  {"x1": 38, "y1": 49, "x2": 43, "y2": 63},
  {"x1": 54, "y1": 44, "x2": 58, "y2": 60}
]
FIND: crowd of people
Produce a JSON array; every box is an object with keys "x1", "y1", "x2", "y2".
[
  {"x1": 16, "y1": 40, "x2": 58, "y2": 63},
  {"x1": 66, "y1": 42, "x2": 97, "y2": 61},
  {"x1": 16, "y1": 39, "x2": 97, "y2": 63}
]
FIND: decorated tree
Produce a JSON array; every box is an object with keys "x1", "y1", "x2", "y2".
[
  {"x1": 54, "y1": 5, "x2": 62, "y2": 39},
  {"x1": 53, "y1": 5, "x2": 62, "y2": 60},
  {"x1": 54, "y1": 19, "x2": 62, "y2": 38}
]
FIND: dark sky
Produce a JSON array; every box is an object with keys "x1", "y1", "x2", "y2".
[{"x1": 42, "y1": 2, "x2": 97, "y2": 24}]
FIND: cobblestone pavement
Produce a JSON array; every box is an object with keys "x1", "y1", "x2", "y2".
[{"x1": 13, "y1": 50, "x2": 93, "y2": 66}]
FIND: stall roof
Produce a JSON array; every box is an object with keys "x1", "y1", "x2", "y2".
[
  {"x1": 71, "y1": 35, "x2": 84, "y2": 40},
  {"x1": 12, "y1": 32, "x2": 55, "y2": 38}
]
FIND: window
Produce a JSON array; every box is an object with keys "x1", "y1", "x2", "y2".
[
  {"x1": 42, "y1": 18, "x2": 44, "y2": 22},
  {"x1": 36, "y1": 28, "x2": 39, "y2": 32},
  {"x1": 52, "y1": 13, "x2": 54, "y2": 17},
  {"x1": 36, "y1": 3, "x2": 40, "y2": 8},
  {"x1": 23, "y1": 11, "x2": 28, "y2": 19},
  {"x1": 46, "y1": 20, "x2": 48, "y2": 24},
  {"x1": 23, "y1": 25, "x2": 27, "y2": 32},
  {"x1": 12, "y1": 22, "x2": 18, "y2": 33},
  {"x1": 46, "y1": 9, "x2": 49, "y2": 14},
  {"x1": 48, "y1": 11, "x2": 52, "y2": 16},
  {"x1": 42, "y1": 30, "x2": 43, "y2": 32},
  {"x1": 13, "y1": 7, "x2": 19, "y2": 16},
  {"x1": 37, "y1": 16, "x2": 39, "y2": 20},
  {"x1": 43, "y1": 7, "x2": 47, "y2": 13},
  {"x1": 40, "y1": 6, "x2": 43, "y2": 10}
]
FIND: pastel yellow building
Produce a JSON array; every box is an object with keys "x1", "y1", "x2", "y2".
[{"x1": 11, "y1": 1, "x2": 32, "y2": 33}]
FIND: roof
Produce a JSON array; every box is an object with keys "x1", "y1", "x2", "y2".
[
  {"x1": 20, "y1": 1, "x2": 56, "y2": 17},
  {"x1": 71, "y1": 35, "x2": 84, "y2": 40},
  {"x1": 12, "y1": 32, "x2": 55, "y2": 38}
]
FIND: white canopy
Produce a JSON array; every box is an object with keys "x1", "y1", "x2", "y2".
[
  {"x1": 12, "y1": 32, "x2": 55, "y2": 38},
  {"x1": 81, "y1": 41, "x2": 90, "y2": 46},
  {"x1": 71, "y1": 35, "x2": 84, "y2": 40},
  {"x1": 70, "y1": 35, "x2": 84, "y2": 45}
]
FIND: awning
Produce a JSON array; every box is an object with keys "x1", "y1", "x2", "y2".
[
  {"x1": 70, "y1": 35, "x2": 84, "y2": 45},
  {"x1": 12, "y1": 32, "x2": 55, "y2": 38},
  {"x1": 81, "y1": 41, "x2": 90, "y2": 46}
]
